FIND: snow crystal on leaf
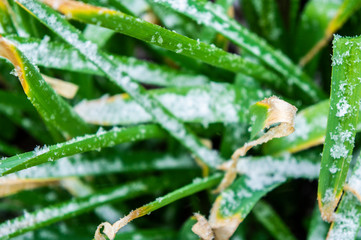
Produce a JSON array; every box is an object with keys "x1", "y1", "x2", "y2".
[
  {"x1": 322, "y1": 189, "x2": 335, "y2": 203},
  {"x1": 34, "y1": 145, "x2": 49, "y2": 156},
  {"x1": 336, "y1": 97, "x2": 350, "y2": 117},
  {"x1": 330, "y1": 143, "x2": 348, "y2": 159},
  {"x1": 329, "y1": 164, "x2": 339, "y2": 174}
]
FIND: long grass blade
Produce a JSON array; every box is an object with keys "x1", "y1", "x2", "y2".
[
  {"x1": 5, "y1": 150, "x2": 195, "y2": 179},
  {"x1": 147, "y1": 0, "x2": 326, "y2": 103},
  {"x1": 0, "y1": 124, "x2": 165, "y2": 176},
  {"x1": 318, "y1": 35, "x2": 361, "y2": 221},
  {"x1": 0, "y1": 177, "x2": 168, "y2": 239},
  {"x1": 80, "y1": 0, "x2": 136, "y2": 16},
  {"x1": 39, "y1": 0, "x2": 280, "y2": 85},
  {"x1": 0, "y1": 36, "x2": 92, "y2": 138},
  {"x1": 17, "y1": 0, "x2": 226, "y2": 168},
  {"x1": 7, "y1": 36, "x2": 211, "y2": 87}
]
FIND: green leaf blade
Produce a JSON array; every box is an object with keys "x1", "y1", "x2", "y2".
[
  {"x1": 0, "y1": 36, "x2": 92, "y2": 139},
  {"x1": 318, "y1": 35, "x2": 361, "y2": 220},
  {"x1": 41, "y1": 0, "x2": 281, "y2": 86},
  {"x1": 0, "y1": 177, "x2": 166, "y2": 239},
  {"x1": 8, "y1": 150, "x2": 195, "y2": 179},
  {"x1": 17, "y1": 0, "x2": 224, "y2": 168},
  {"x1": 7, "y1": 36, "x2": 211, "y2": 87},
  {"x1": 148, "y1": 0, "x2": 326, "y2": 103},
  {"x1": 0, "y1": 124, "x2": 165, "y2": 176}
]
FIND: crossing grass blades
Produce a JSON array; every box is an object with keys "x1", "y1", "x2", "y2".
[{"x1": 1, "y1": 0, "x2": 361, "y2": 239}]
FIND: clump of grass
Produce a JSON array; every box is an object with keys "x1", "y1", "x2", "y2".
[{"x1": 1, "y1": 0, "x2": 361, "y2": 239}]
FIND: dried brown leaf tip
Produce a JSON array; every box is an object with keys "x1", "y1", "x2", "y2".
[
  {"x1": 42, "y1": 74, "x2": 79, "y2": 99},
  {"x1": 0, "y1": 177, "x2": 59, "y2": 197},
  {"x1": 192, "y1": 213, "x2": 215, "y2": 240},
  {"x1": 0, "y1": 36, "x2": 29, "y2": 93},
  {"x1": 208, "y1": 199, "x2": 241, "y2": 240},
  {"x1": 213, "y1": 96, "x2": 297, "y2": 193},
  {"x1": 192, "y1": 200, "x2": 241, "y2": 240},
  {"x1": 40, "y1": 0, "x2": 116, "y2": 17}
]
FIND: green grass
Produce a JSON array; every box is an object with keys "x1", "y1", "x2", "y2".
[
  {"x1": 318, "y1": 35, "x2": 361, "y2": 221},
  {"x1": 1, "y1": 0, "x2": 361, "y2": 239}
]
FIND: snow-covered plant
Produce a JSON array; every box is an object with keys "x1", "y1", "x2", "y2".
[{"x1": 0, "y1": 0, "x2": 361, "y2": 239}]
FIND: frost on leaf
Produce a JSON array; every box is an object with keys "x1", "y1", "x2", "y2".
[
  {"x1": 318, "y1": 35, "x2": 361, "y2": 222},
  {"x1": 213, "y1": 96, "x2": 297, "y2": 193},
  {"x1": 336, "y1": 97, "x2": 350, "y2": 117},
  {"x1": 74, "y1": 84, "x2": 240, "y2": 126}
]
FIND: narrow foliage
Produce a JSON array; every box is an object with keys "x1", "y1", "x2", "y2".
[{"x1": 318, "y1": 35, "x2": 361, "y2": 221}]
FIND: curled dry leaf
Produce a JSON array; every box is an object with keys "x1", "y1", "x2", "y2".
[
  {"x1": 191, "y1": 96, "x2": 297, "y2": 240},
  {"x1": 94, "y1": 206, "x2": 150, "y2": 240},
  {"x1": 213, "y1": 96, "x2": 297, "y2": 193},
  {"x1": 92, "y1": 174, "x2": 221, "y2": 239}
]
